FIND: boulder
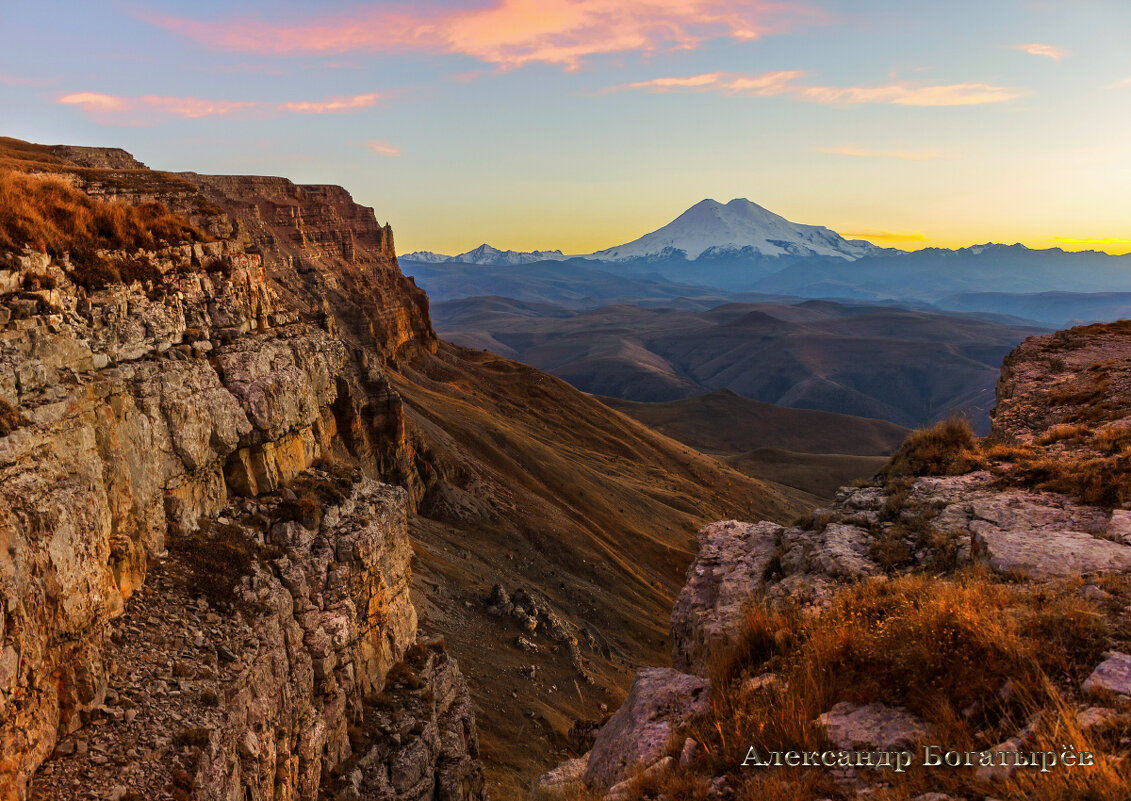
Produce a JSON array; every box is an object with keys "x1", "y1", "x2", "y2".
[
  {"x1": 810, "y1": 523, "x2": 880, "y2": 580},
  {"x1": 533, "y1": 754, "x2": 589, "y2": 800},
  {"x1": 1083, "y1": 652, "x2": 1131, "y2": 697},
  {"x1": 670, "y1": 520, "x2": 781, "y2": 676},
  {"x1": 816, "y1": 702, "x2": 928, "y2": 751},
  {"x1": 584, "y1": 668, "x2": 710, "y2": 790},
  {"x1": 1076, "y1": 706, "x2": 1126, "y2": 732},
  {"x1": 972, "y1": 525, "x2": 1131, "y2": 578}
]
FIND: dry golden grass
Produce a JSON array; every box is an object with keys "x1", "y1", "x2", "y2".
[
  {"x1": 882, "y1": 416, "x2": 981, "y2": 479},
  {"x1": 0, "y1": 169, "x2": 206, "y2": 270},
  {"x1": 1036, "y1": 423, "x2": 1091, "y2": 446},
  {"x1": 665, "y1": 572, "x2": 1126, "y2": 801},
  {"x1": 881, "y1": 415, "x2": 1131, "y2": 509},
  {"x1": 1008, "y1": 454, "x2": 1131, "y2": 509},
  {"x1": 1093, "y1": 422, "x2": 1131, "y2": 455}
]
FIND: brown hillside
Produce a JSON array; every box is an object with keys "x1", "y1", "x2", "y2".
[
  {"x1": 387, "y1": 344, "x2": 811, "y2": 795},
  {"x1": 432, "y1": 296, "x2": 1045, "y2": 429},
  {"x1": 600, "y1": 389, "x2": 908, "y2": 456}
]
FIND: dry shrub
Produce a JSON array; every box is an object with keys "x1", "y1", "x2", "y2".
[
  {"x1": 277, "y1": 490, "x2": 325, "y2": 530},
  {"x1": 715, "y1": 605, "x2": 801, "y2": 681},
  {"x1": 883, "y1": 416, "x2": 981, "y2": 479},
  {"x1": 1093, "y1": 422, "x2": 1131, "y2": 455},
  {"x1": 20, "y1": 271, "x2": 57, "y2": 291},
  {"x1": 69, "y1": 254, "x2": 165, "y2": 291},
  {"x1": 1036, "y1": 423, "x2": 1090, "y2": 446},
  {"x1": 979, "y1": 441, "x2": 1037, "y2": 464},
  {"x1": 0, "y1": 398, "x2": 27, "y2": 436},
  {"x1": 1009, "y1": 454, "x2": 1131, "y2": 509},
  {"x1": 276, "y1": 463, "x2": 361, "y2": 530},
  {"x1": 168, "y1": 520, "x2": 257, "y2": 608},
  {"x1": 883, "y1": 414, "x2": 1131, "y2": 509},
  {"x1": 626, "y1": 764, "x2": 713, "y2": 800},
  {"x1": 0, "y1": 168, "x2": 206, "y2": 269}
]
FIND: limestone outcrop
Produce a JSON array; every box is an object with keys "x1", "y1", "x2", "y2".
[{"x1": 0, "y1": 158, "x2": 485, "y2": 799}]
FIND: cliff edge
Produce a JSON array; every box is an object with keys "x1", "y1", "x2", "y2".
[{"x1": 0, "y1": 142, "x2": 484, "y2": 801}]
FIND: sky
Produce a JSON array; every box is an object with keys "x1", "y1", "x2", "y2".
[{"x1": 1, "y1": 0, "x2": 1129, "y2": 256}]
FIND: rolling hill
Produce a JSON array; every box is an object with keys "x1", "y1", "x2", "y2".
[
  {"x1": 599, "y1": 390, "x2": 908, "y2": 498},
  {"x1": 599, "y1": 389, "x2": 908, "y2": 456},
  {"x1": 432, "y1": 297, "x2": 1045, "y2": 431}
]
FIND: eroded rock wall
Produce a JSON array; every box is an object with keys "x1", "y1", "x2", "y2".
[{"x1": 0, "y1": 239, "x2": 484, "y2": 800}]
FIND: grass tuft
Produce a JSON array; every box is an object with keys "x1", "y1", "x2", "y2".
[{"x1": 882, "y1": 416, "x2": 980, "y2": 479}]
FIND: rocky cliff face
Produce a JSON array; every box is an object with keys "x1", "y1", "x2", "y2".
[
  {"x1": 0, "y1": 138, "x2": 817, "y2": 798},
  {"x1": 539, "y1": 323, "x2": 1131, "y2": 800},
  {"x1": 0, "y1": 149, "x2": 485, "y2": 800}
]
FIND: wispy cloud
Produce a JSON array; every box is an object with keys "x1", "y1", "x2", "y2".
[
  {"x1": 58, "y1": 92, "x2": 130, "y2": 112},
  {"x1": 0, "y1": 73, "x2": 57, "y2": 88},
  {"x1": 606, "y1": 70, "x2": 1027, "y2": 106},
  {"x1": 1111, "y1": 76, "x2": 1131, "y2": 89},
  {"x1": 817, "y1": 144, "x2": 948, "y2": 160},
  {"x1": 843, "y1": 230, "x2": 928, "y2": 243},
  {"x1": 57, "y1": 91, "x2": 387, "y2": 125},
  {"x1": 1008, "y1": 43, "x2": 1066, "y2": 61},
  {"x1": 613, "y1": 70, "x2": 803, "y2": 94},
  {"x1": 361, "y1": 139, "x2": 401, "y2": 157},
  {"x1": 279, "y1": 92, "x2": 382, "y2": 114},
  {"x1": 139, "y1": 1, "x2": 822, "y2": 70}
]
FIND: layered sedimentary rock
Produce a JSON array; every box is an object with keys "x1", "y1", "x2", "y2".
[{"x1": 0, "y1": 225, "x2": 483, "y2": 798}]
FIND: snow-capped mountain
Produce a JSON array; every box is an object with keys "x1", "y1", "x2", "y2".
[
  {"x1": 589, "y1": 198, "x2": 891, "y2": 262},
  {"x1": 401, "y1": 200, "x2": 897, "y2": 268},
  {"x1": 400, "y1": 244, "x2": 569, "y2": 266}
]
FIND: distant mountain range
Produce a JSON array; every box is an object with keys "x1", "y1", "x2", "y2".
[
  {"x1": 403, "y1": 197, "x2": 1127, "y2": 432},
  {"x1": 401, "y1": 243, "x2": 569, "y2": 265},
  {"x1": 401, "y1": 199, "x2": 1131, "y2": 313},
  {"x1": 402, "y1": 198, "x2": 891, "y2": 265}
]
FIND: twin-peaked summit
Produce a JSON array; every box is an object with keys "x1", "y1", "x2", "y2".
[
  {"x1": 591, "y1": 198, "x2": 887, "y2": 262},
  {"x1": 402, "y1": 198, "x2": 891, "y2": 265}
]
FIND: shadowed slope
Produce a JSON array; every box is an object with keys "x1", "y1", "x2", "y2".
[
  {"x1": 388, "y1": 344, "x2": 811, "y2": 795},
  {"x1": 599, "y1": 389, "x2": 908, "y2": 456}
]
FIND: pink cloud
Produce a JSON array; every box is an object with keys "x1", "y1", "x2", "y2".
[
  {"x1": 57, "y1": 91, "x2": 386, "y2": 125},
  {"x1": 606, "y1": 70, "x2": 1027, "y2": 106},
  {"x1": 279, "y1": 92, "x2": 382, "y2": 113},
  {"x1": 0, "y1": 73, "x2": 57, "y2": 88},
  {"x1": 1008, "y1": 43, "x2": 1066, "y2": 61},
  {"x1": 135, "y1": 95, "x2": 260, "y2": 118},
  {"x1": 796, "y1": 82, "x2": 1024, "y2": 106},
  {"x1": 817, "y1": 144, "x2": 948, "y2": 160},
  {"x1": 140, "y1": 1, "x2": 822, "y2": 69},
  {"x1": 613, "y1": 70, "x2": 802, "y2": 94},
  {"x1": 361, "y1": 139, "x2": 401, "y2": 156},
  {"x1": 58, "y1": 92, "x2": 130, "y2": 112}
]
